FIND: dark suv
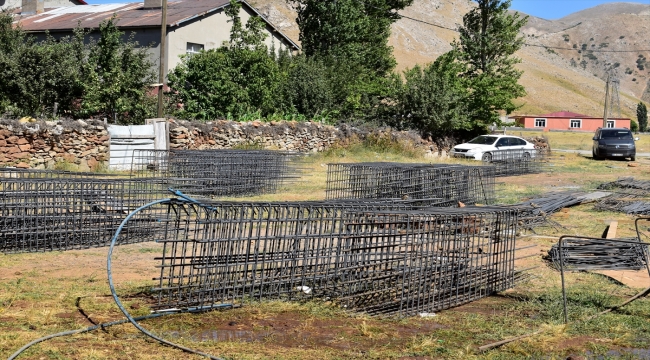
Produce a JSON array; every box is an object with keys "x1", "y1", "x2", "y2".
[{"x1": 592, "y1": 128, "x2": 638, "y2": 161}]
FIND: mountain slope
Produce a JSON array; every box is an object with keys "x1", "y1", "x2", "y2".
[{"x1": 250, "y1": 0, "x2": 647, "y2": 119}]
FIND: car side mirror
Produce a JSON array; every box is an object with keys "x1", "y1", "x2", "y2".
[
  {"x1": 635, "y1": 137, "x2": 640, "y2": 141},
  {"x1": 592, "y1": 136, "x2": 598, "y2": 140}
]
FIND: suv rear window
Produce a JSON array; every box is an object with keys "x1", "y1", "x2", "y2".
[{"x1": 600, "y1": 130, "x2": 632, "y2": 139}]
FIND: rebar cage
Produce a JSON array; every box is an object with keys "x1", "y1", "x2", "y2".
[
  {"x1": 483, "y1": 149, "x2": 549, "y2": 177},
  {"x1": 129, "y1": 149, "x2": 298, "y2": 197},
  {"x1": 325, "y1": 163, "x2": 496, "y2": 205},
  {"x1": 551, "y1": 229, "x2": 650, "y2": 323},
  {"x1": 139, "y1": 198, "x2": 520, "y2": 317},
  {"x1": 596, "y1": 178, "x2": 650, "y2": 215},
  {"x1": 0, "y1": 176, "x2": 166, "y2": 253},
  {"x1": 548, "y1": 237, "x2": 649, "y2": 271}
]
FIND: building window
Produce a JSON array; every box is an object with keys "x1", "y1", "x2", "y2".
[
  {"x1": 570, "y1": 119, "x2": 582, "y2": 128},
  {"x1": 534, "y1": 118, "x2": 546, "y2": 127},
  {"x1": 186, "y1": 42, "x2": 204, "y2": 54},
  {"x1": 606, "y1": 120, "x2": 615, "y2": 128}
]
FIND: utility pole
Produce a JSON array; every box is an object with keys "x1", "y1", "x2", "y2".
[
  {"x1": 602, "y1": 73, "x2": 610, "y2": 129},
  {"x1": 157, "y1": 0, "x2": 168, "y2": 118}
]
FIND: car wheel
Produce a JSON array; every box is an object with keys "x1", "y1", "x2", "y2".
[
  {"x1": 592, "y1": 149, "x2": 602, "y2": 160},
  {"x1": 523, "y1": 152, "x2": 531, "y2": 161},
  {"x1": 630, "y1": 156, "x2": 636, "y2": 161},
  {"x1": 482, "y1": 152, "x2": 492, "y2": 162}
]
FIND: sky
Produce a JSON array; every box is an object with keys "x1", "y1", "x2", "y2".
[
  {"x1": 509, "y1": 0, "x2": 649, "y2": 20},
  {"x1": 84, "y1": 0, "x2": 650, "y2": 21}
]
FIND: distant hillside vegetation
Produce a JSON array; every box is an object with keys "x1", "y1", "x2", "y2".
[{"x1": 250, "y1": 0, "x2": 650, "y2": 119}]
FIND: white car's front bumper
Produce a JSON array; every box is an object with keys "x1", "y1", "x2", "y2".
[{"x1": 450, "y1": 151, "x2": 482, "y2": 160}]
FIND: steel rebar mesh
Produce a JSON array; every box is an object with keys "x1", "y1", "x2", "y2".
[
  {"x1": 325, "y1": 163, "x2": 495, "y2": 205},
  {"x1": 0, "y1": 177, "x2": 166, "y2": 253},
  {"x1": 595, "y1": 178, "x2": 650, "y2": 214},
  {"x1": 147, "y1": 199, "x2": 519, "y2": 317},
  {"x1": 511, "y1": 192, "x2": 583, "y2": 231},
  {"x1": 129, "y1": 149, "x2": 297, "y2": 197},
  {"x1": 483, "y1": 149, "x2": 549, "y2": 177},
  {"x1": 0, "y1": 167, "x2": 121, "y2": 179},
  {"x1": 548, "y1": 237, "x2": 649, "y2": 271}
]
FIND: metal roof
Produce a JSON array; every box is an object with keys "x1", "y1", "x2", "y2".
[{"x1": 15, "y1": 0, "x2": 300, "y2": 50}]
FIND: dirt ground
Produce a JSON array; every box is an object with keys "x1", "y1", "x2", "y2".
[{"x1": 2, "y1": 153, "x2": 650, "y2": 359}]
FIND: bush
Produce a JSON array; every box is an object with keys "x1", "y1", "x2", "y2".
[
  {"x1": 281, "y1": 55, "x2": 334, "y2": 118},
  {"x1": 393, "y1": 51, "x2": 471, "y2": 135},
  {"x1": 0, "y1": 12, "x2": 154, "y2": 123},
  {"x1": 168, "y1": 47, "x2": 283, "y2": 120}
]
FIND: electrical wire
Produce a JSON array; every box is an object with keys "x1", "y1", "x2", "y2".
[{"x1": 355, "y1": 0, "x2": 650, "y2": 53}]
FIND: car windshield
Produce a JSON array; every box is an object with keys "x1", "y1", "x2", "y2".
[
  {"x1": 600, "y1": 130, "x2": 633, "y2": 139},
  {"x1": 467, "y1": 136, "x2": 498, "y2": 145}
]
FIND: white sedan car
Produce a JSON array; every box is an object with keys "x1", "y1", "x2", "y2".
[{"x1": 451, "y1": 135, "x2": 536, "y2": 161}]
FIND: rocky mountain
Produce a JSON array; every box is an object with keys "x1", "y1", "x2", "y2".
[{"x1": 250, "y1": 0, "x2": 649, "y2": 119}]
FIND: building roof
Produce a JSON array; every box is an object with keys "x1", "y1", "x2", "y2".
[
  {"x1": 513, "y1": 111, "x2": 629, "y2": 120},
  {"x1": 14, "y1": 0, "x2": 300, "y2": 50},
  {"x1": 538, "y1": 111, "x2": 593, "y2": 118}
]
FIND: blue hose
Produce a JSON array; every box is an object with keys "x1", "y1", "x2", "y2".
[
  {"x1": 107, "y1": 198, "x2": 224, "y2": 360},
  {"x1": 8, "y1": 197, "x2": 225, "y2": 360},
  {"x1": 7, "y1": 313, "x2": 167, "y2": 360}
]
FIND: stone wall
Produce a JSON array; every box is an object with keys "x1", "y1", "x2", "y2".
[
  {"x1": 0, "y1": 119, "x2": 108, "y2": 169},
  {"x1": 168, "y1": 120, "x2": 447, "y2": 156},
  {"x1": 0, "y1": 118, "x2": 452, "y2": 169}
]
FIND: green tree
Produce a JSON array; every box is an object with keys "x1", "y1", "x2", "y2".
[
  {"x1": 0, "y1": 12, "x2": 85, "y2": 117},
  {"x1": 637, "y1": 102, "x2": 648, "y2": 133},
  {"x1": 168, "y1": 48, "x2": 282, "y2": 120},
  {"x1": 225, "y1": 0, "x2": 266, "y2": 49},
  {"x1": 281, "y1": 55, "x2": 334, "y2": 118},
  {"x1": 454, "y1": 0, "x2": 527, "y2": 131},
  {"x1": 0, "y1": 11, "x2": 154, "y2": 122},
  {"x1": 289, "y1": 0, "x2": 412, "y2": 77},
  {"x1": 397, "y1": 51, "x2": 471, "y2": 135},
  {"x1": 167, "y1": 0, "x2": 281, "y2": 120},
  {"x1": 80, "y1": 18, "x2": 155, "y2": 123}
]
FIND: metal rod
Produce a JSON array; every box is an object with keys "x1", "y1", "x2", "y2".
[{"x1": 157, "y1": 0, "x2": 168, "y2": 118}]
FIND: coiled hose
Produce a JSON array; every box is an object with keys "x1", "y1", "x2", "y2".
[{"x1": 9, "y1": 197, "x2": 225, "y2": 360}]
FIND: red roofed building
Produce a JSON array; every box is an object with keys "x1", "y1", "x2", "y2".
[{"x1": 512, "y1": 111, "x2": 631, "y2": 131}]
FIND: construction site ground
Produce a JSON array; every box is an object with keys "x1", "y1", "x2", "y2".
[{"x1": 1, "y1": 147, "x2": 650, "y2": 359}]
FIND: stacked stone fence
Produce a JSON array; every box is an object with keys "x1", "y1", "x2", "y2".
[
  {"x1": 0, "y1": 118, "x2": 456, "y2": 170},
  {"x1": 0, "y1": 119, "x2": 108, "y2": 170}
]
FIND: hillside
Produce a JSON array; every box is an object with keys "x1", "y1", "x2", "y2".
[{"x1": 250, "y1": 0, "x2": 648, "y2": 119}]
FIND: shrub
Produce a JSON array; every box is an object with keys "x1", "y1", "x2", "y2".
[
  {"x1": 281, "y1": 55, "x2": 334, "y2": 118},
  {"x1": 0, "y1": 12, "x2": 154, "y2": 123},
  {"x1": 394, "y1": 51, "x2": 472, "y2": 135},
  {"x1": 168, "y1": 47, "x2": 283, "y2": 120}
]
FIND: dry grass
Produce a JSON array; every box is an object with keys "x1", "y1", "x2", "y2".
[
  {"x1": 2, "y1": 141, "x2": 650, "y2": 359},
  {"x1": 505, "y1": 129, "x2": 650, "y2": 153}
]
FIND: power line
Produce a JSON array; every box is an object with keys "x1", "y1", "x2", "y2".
[
  {"x1": 523, "y1": 43, "x2": 650, "y2": 53},
  {"x1": 391, "y1": 12, "x2": 650, "y2": 53},
  {"x1": 395, "y1": 13, "x2": 458, "y2": 32},
  {"x1": 350, "y1": 0, "x2": 650, "y2": 54}
]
